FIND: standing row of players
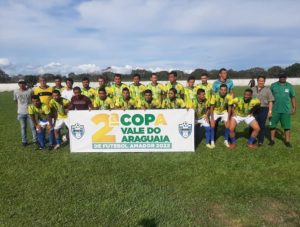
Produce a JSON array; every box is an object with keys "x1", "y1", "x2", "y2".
[{"x1": 14, "y1": 68, "x2": 296, "y2": 150}]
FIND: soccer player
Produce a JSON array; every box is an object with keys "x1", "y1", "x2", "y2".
[
  {"x1": 93, "y1": 88, "x2": 115, "y2": 110},
  {"x1": 270, "y1": 73, "x2": 296, "y2": 147},
  {"x1": 228, "y1": 89, "x2": 261, "y2": 149},
  {"x1": 109, "y1": 74, "x2": 128, "y2": 100},
  {"x1": 53, "y1": 76, "x2": 65, "y2": 92},
  {"x1": 14, "y1": 79, "x2": 37, "y2": 146},
  {"x1": 162, "y1": 88, "x2": 185, "y2": 109},
  {"x1": 61, "y1": 78, "x2": 74, "y2": 101},
  {"x1": 191, "y1": 89, "x2": 213, "y2": 149},
  {"x1": 115, "y1": 87, "x2": 136, "y2": 110},
  {"x1": 96, "y1": 76, "x2": 111, "y2": 95},
  {"x1": 49, "y1": 90, "x2": 70, "y2": 150},
  {"x1": 212, "y1": 68, "x2": 234, "y2": 96},
  {"x1": 184, "y1": 76, "x2": 196, "y2": 108},
  {"x1": 138, "y1": 89, "x2": 161, "y2": 109},
  {"x1": 28, "y1": 95, "x2": 55, "y2": 150},
  {"x1": 195, "y1": 73, "x2": 213, "y2": 100},
  {"x1": 164, "y1": 71, "x2": 185, "y2": 99},
  {"x1": 129, "y1": 73, "x2": 146, "y2": 102},
  {"x1": 146, "y1": 73, "x2": 165, "y2": 103},
  {"x1": 210, "y1": 84, "x2": 233, "y2": 148},
  {"x1": 33, "y1": 76, "x2": 53, "y2": 105},
  {"x1": 69, "y1": 87, "x2": 93, "y2": 110},
  {"x1": 81, "y1": 77, "x2": 97, "y2": 102}
]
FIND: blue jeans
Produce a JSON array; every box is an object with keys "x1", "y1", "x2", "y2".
[
  {"x1": 254, "y1": 107, "x2": 269, "y2": 144},
  {"x1": 17, "y1": 114, "x2": 37, "y2": 143}
]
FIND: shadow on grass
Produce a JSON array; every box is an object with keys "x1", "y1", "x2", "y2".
[{"x1": 138, "y1": 218, "x2": 158, "y2": 227}]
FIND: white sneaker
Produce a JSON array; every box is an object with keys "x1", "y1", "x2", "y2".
[
  {"x1": 206, "y1": 144, "x2": 213, "y2": 149},
  {"x1": 224, "y1": 140, "x2": 230, "y2": 148},
  {"x1": 54, "y1": 144, "x2": 60, "y2": 150},
  {"x1": 211, "y1": 143, "x2": 216, "y2": 148}
]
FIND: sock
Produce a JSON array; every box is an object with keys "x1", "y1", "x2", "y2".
[
  {"x1": 224, "y1": 128, "x2": 230, "y2": 141},
  {"x1": 56, "y1": 138, "x2": 61, "y2": 145},
  {"x1": 37, "y1": 131, "x2": 45, "y2": 148},
  {"x1": 48, "y1": 128, "x2": 55, "y2": 146},
  {"x1": 248, "y1": 136, "x2": 256, "y2": 144},
  {"x1": 204, "y1": 127, "x2": 211, "y2": 144},
  {"x1": 230, "y1": 137, "x2": 236, "y2": 144},
  {"x1": 210, "y1": 127, "x2": 215, "y2": 143}
]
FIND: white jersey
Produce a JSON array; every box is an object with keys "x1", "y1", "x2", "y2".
[{"x1": 61, "y1": 89, "x2": 74, "y2": 101}]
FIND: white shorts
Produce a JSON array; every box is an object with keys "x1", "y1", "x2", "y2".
[
  {"x1": 54, "y1": 118, "x2": 69, "y2": 130},
  {"x1": 213, "y1": 112, "x2": 228, "y2": 122},
  {"x1": 195, "y1": 118, "x2": 210, "y2": 127},
  {"x1": 233, "y1": 115, "x2": 255, "y2": 125},
  {"x1": 39, "y1": 120, "x2": 50, "y2": 128}
]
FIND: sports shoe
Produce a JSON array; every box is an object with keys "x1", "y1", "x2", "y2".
[
  {"x1": 22, "y1": 142, "x2": 28, "y2": 147},
  {"x1": 247, "y1": 144, "x2": 257, "y2": 149},
  {"x1": 269, "y1": 140, "x2": 275, "y2": 146},
  {"x1": 206, "y1": 144, "x2": 214, "y2": 149},
  {"x1": 285, "y1": 142, "x2": 292, "y2": 148},
  {"x1": 54, "y1": 144, "x2": 61, "y2": 150},
  {"x1": 48, "y1": 145, "x2": 54, "y2": 151},
  {"x1": 224, "y1": 140, "x2": 230, "y2": 148},
  {"x1": 229, "y1": 143, "x2": 237, "y2": 149}
]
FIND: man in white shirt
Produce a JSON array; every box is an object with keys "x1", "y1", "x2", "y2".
[{"x1": 61, "y1": 78, "x2": 74, "y2": 101}]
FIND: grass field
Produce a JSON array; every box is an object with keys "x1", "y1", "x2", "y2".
[{"x1": 0, "y1": 87, "x2": 300, "y2": 226}]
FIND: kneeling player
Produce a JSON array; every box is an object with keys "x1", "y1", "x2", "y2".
[
  {"x1": 28, "y1": 95, "x2": 55, "y2": 150},
  {"x1": 115, "y1": 87, "x2": 137, "y2": 110},
  {"x1": 49, "y1": 90, "x2": 71, "y2": 149},
  {"x1": 93, "y1": 88, "x2": 114, "y2": 110},
  {"x1": 138, "y1": 89, "x2": 161, "y2": 109},
  {"x1": 210, "y1": 84, "x2": 233, "y2": 148},
  {"x1": 162, "y1": 88, "x2": 185, "y2": 109},
  {"x1": 191, "y1": 89, "x2": 214, "y2": 149},
  {"x1": 229, "y1": 89, "x2": 261, "y2": 149}
]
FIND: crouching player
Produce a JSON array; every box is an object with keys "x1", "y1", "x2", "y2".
[
  {"x1": 190, "y1": 89, "x2": 213, "y2": 149},
  {"x1": 115, "y1": 87, "x2": 137, "y2": 110},
  {"x1": 138, "y1": 89, "x2": 161, "y2": 109},
  {"x1": 162, "y1": 88, "x2": 185, "y2": 109},
  {"x1": 93, "y1": 88, "x2": 114, "y2": 110},
  {"x1": 49, "y1": 90, "x2": 71, "y2": 150},
  {"x1": 210, "y1": 84, "x2": 233, "y2": 148},
  {"x1": 228, "y1": 89, "x2": 261, "y2": 149},
  {"x1": 28, "y1": 95, "x2": 55, "y2": 150}
]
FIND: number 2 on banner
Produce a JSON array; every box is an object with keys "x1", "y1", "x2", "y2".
[{"x1": 92, "y1": 114, "x2": 116, "y2": 142}]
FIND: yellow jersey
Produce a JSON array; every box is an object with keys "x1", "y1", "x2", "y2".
[
  {"x1": 162, "y1": 98, "x2": 185, "y2": 109},
  {"x1": 194, "y1": 82, "x2": 213, "y2": 100},
  {"x1": 81, "y1": 87, "x2": 97, "y2": 102},
  {"x1": 146, "y1": 83, "x2": 165, "y2": 102},
  {"x1": 192, "y1": 98, "x2": 211, "y2": 120},
  {"x1": 230, "y1": 97, "x2": 261, "y2": 117},
  {"x1": 93, "y1": 97, "x2": 114, "y2": 110},
  {"x1": 137, "y1": 98, "x2": 161, "y2": 109},
  {"x1": 115, "y1": 97, "x2": 136, "y2": 110},
  {"x1": 210, "y1": 93, "x2": 233, "y2": 114},
  {"x1": 49, "y1": 98, "x2": 70, "y2": 119},
  {"x1": 28, "y1": 103, "x2": 51, "y2": 121},
  {"x1": 33, "y1": 86, "x2": 53, "y2": 105},
  {"x1": 108, "y1": 83, "x2": 128, "y2": 100},
  {"x1": 184, "y1": 86, "x2": 196, "y2": 108},
  {"x1": 129, "y1": 83, "x2": 146, "y2": 101},
  {"x1": 164, "y1": 82, "x2": 185, "y2": 98}
]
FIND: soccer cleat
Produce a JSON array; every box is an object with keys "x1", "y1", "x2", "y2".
[
  {"x1": 210, "y1": 143, "x2": 216, "y2": 149},
  {"x1": 224, "y1": 140, "x2": 230, "y2": 148},
  {"x1": 229, "y1": 143, "x2": 237, "y2": 149},
  {"x1": 206, "y1": 144, "x2": 213, "y2": 149},
  {"x1": 285, "y1": 142, "x2": 292, "y2": 148},
  {"x1": 269, "y1": 140, "x2": 275, "y2": 146},
  {"x1": 247, "y1": 144, "x2": 257, "y2": 149},
  {"x1": 54, "y1": 144, "x2": 61, "y2": 150}
]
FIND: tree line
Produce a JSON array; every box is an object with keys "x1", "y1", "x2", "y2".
[{"x1": 1, "y1": 63, "x2": 300, "y2": 85}]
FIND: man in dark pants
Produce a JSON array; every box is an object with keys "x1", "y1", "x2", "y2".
[
  {"x1": 269, "y1": 73, "x2": 296, "y2": 147},
  {"x1": 251, "y1": 76, "x2": 274, "y2": 146}
]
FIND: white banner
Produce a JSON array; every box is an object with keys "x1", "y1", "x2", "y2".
[{"x1": 69, "y1": 109, "x2": 195, "y2": 152}]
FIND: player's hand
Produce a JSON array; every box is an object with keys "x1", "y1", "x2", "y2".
[
  {"x1": 291, "y1": 107, "x2": 296, "y2": 115},
  {"x1": 268, "y1": 111, "x2": 272, "y2": 118}
]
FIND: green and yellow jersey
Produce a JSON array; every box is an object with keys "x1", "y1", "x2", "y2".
[
  {"x1": 129, "y1": 83, "x2": 146, "y2": 101},
  {"x1": 115, "y1": 97, "x2": 136, "y2": 110},
  {"x1": 164, "y1": 82, "x2": 185, "y2": 98},
  {"x1": 33, "y1": 86, "x2": 53, "y2": 106},
  {"x1": 194, "y1": 82, "x2": 213, "y2": 100},
  {"x1": 96, "y1": 86, "x2": 111, "y2": 97},
  {"x1": 52, "y1": 86, "x2": 65, "y2": 93},
  {"x1": 49, "y1": 98, "x2": 70, "y2": 119},
  {"x1": 192, "y1": 98, "x2": 210, "y2": 120},
  {"x1": 162, "y1": 98, "x2": 185, "y2": 109},
  {"x1": 108, "y1": 83, "x2": 128, "y2": 100},
  {"x1": 210, "y1": 93, "x2": 233, "y2": 114},
  {"x1": 184, "y1": 86, "x2": 196, "y2": 108},
  {"x1": 137, "y1": 98, "x2": 161, "y2": 109},
  {"x1": 28, "y1": 103, "x2": 51, "y2": 121},
  {"x1": 146, "y1": 83, "x2": 165, "y2": 102},
  {"x1": 230, "y1": 97, "x2": 260, "y2": 117},
  {"x1": 93, "y1": 97, "x2": 114, "y2": 110},
  {"x1": 81, "y1": 87, "x2": 97, "y2": 102}
]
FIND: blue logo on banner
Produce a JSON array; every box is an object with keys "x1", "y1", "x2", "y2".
[
  {"x1": 178, "y1": 121, "x2": 192, "y2": 138},
  {"x1": 71, "y1": 123, "x2": 85, "y2": 139}
]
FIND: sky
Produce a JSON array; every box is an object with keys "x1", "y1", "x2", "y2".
[{"x1": 0, "y1": 0, "x2": 300, "y2": 75}]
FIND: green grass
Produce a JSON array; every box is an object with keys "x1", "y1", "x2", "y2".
[{"x1": 0, "y1": 87, "x2": 300, "y2": 226}]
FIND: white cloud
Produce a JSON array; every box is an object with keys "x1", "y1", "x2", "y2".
[
  {"x1": 73, "y1": 64, "x2": 101, "y2": 74},
  {"x1": 0, "y1": 58, "x2": 10, "y2": 66}
]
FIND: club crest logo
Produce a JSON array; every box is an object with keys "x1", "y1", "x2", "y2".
[
  {"x1": 178, "y1": 121, "x2": 192, "y2": 138},
  {"x1": 71, "y1": 123, "x2": 85, "y2": 139}
]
